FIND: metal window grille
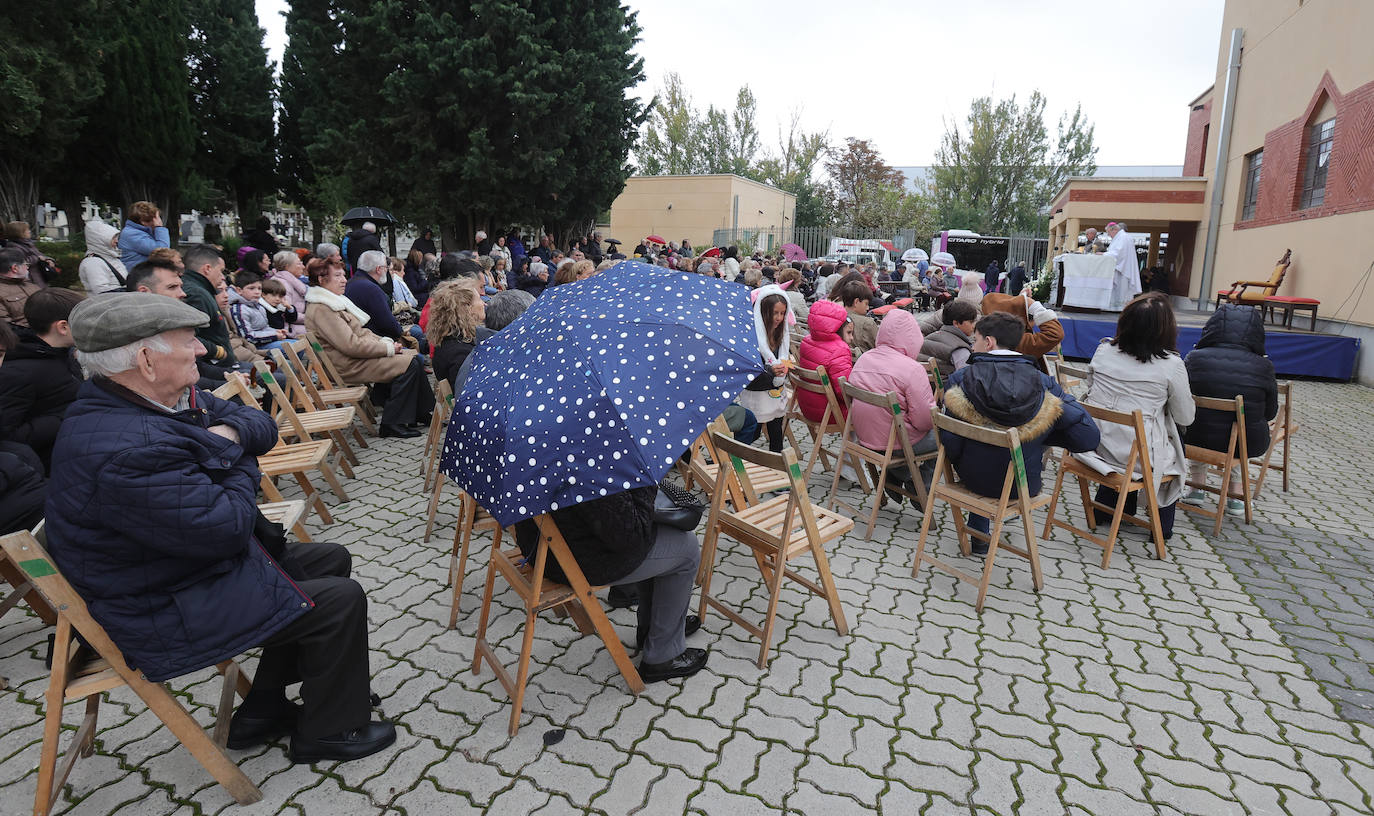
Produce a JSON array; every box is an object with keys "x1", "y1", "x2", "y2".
[
  {"x1": 1241, "y1": 149, "x2": 1263, "y2": 221},
  {"x1": 1299, "y1": 118, "x2": 1335, "y2": 210}
]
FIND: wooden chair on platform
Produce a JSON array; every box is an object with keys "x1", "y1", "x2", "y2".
[
  {"x1": 301, "y1": 331, "x2": 380, "y2": 428},
  {"x1": 271, "y1": 342, "x2": 376, "y2": 436},
  {"x1": 679, "y1": 415, "x2": 791, "y2": 506},
  {"x1": 447, "y1": 490, "x2": 502, "y2": 629},
  {"x1": 471, "y1": 513, "x2": 643, "y2": 736},
  {"x1": 827, "y1": 382, "x2": 937, "y2": 539},
  {"x1": 214, "y1": 379, "x2": 347, "y2": 532},
  {"x1": 1042, "y1": 405, "x2": 1172, "y2": 569},
  {"x1": 251, "y1": 361, "x2": 361, "y2": 473},
  {"x1": 0, "y1": 532, "x2": 261, "y2": 815},
  {"x1": 782, "y1": 364, "x2": 857, "y2": 485},
  {"x1": 1250, "y1": 382, "x2": 1297, "y2": 498},
  {"x1": 1181, "y1": 395, "x2": 1252, "y2": 536},
  {"x1": 1216, "y1": 248, "x2": 1291, "y2": 308},
  {"x1": 913, "y1": 412, "x2": 1050, "y2": 612},
  {"x1": 698, "y1": 432, "x2": 853, "y2": 668}
]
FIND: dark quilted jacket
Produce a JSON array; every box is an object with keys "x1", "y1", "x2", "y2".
[
  {"x1": 1184, "y1": 305, "x2": 1278, "y2": 457},
  {"x1": 44, "y1": 378, "x2": 311, "y2": 681}
]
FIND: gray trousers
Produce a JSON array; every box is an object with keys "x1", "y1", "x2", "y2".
[{"x1": 613, "y1": 525, "x2": 701, "y2": 664}]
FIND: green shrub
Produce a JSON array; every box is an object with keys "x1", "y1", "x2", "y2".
[
  {"x1": 219, "y1": 235, "x2": 243, "y2": 267},
  {"x1": 36, "y1": 240, "x2": 84, "y2": 289}
]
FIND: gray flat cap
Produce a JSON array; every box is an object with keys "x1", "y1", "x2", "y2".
[{"x1": 70, "y1": 292, "x2": 210, "y2": 353}]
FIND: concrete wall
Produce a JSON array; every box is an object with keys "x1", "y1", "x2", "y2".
[
  {"x1": 1191, "y1": 0, "x2": 1374, "y2": 331},
  {"x1": 607, "y1": 175, "x2": 795, "y2": 251}
]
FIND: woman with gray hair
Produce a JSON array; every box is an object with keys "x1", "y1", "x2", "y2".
[{"x1": 268, "y1": 250, "x2": 309, "y2": 336}]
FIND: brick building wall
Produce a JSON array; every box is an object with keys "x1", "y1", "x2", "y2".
[
  {"x1": 1238, "y1": 73, "x2": 1374, "y2": 230},
  {"x1": 1182, "y1": 101, "x2": 1212, "y2": 177}
]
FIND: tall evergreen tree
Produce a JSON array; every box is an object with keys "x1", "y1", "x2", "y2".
[
  {"x1": 187, "y1": 0, "x2": 278, "y2": 218},
  {"x1": 279, "y1": 0, "x2": 350, "y2": 240},
  {"x1": 65, "y1": 0, "x2": 195, "y2": 229},
  {"x1": 0, "y1": 0, "x2": 109, "y2": 222}
]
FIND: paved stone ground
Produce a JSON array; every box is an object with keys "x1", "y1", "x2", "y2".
[{"x1": 3, "y1": 380, "x2": 1374, "y2": 815}]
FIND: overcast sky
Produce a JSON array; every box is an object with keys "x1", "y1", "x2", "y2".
[{"x1": 255, "y1": 0, "x2": 1225, "y2": 166}]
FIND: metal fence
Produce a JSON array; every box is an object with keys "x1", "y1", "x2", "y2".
[{"x1": 710, "y1": 226, "x2": 921, "y2": 261}]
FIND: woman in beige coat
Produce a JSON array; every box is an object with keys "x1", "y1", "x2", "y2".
[
  {"x1": 1076, "y1": 292, "x2": 1195, "y2": 539},
  {"x1": 304, "y1": 258, "x2": 430, "y2": 438}
]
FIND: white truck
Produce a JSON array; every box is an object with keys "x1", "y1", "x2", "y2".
[{"x1": 825, "y1": 237, "x2": 898, "y2": 272}]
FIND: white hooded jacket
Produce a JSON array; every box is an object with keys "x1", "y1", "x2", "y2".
[{"x1": 78, "y1": 220, "x2": 128, "y2": 293}]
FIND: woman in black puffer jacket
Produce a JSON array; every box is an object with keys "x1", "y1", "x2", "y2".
[{"x1": 1183, "y1": 304, "x2": 1278, "y2": 504}]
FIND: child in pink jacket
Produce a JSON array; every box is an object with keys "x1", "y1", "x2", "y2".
[
  {"x1": 846, "y1": 309, "x2": 938, "y2": 493},
  {"x1": 797, "y1": 299, "x2": 853, "y2": 423}
]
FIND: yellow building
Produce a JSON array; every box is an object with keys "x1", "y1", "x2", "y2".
[
  {"x1": 1047, "y1": 0, "x2": 1374, "y2": 380},
  {"x1": 607, "y1": 175, "x2": 796, "y2": 252}
]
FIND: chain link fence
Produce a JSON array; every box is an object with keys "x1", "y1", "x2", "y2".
[{"x1": 710, "y1": 226, "x2": 921, "y2": 260}]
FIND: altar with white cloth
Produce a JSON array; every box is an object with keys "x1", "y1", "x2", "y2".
[{"x1": 1058, "y1": 253, "x2": 1117, "y2": 310}]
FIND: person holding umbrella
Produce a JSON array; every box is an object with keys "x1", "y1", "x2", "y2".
[{"x1": 442, "y1": 261, "x2": 774, "y2": 683}]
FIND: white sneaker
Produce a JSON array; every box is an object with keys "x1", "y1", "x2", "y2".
[
  {"x1": 1181, "y1": 489, "x2": 1208, "y2": 506},
  {"x1": 1225, "y1": 498, "x2": 1247, "y2": 517},
  {"x1": 839, "y1": 465, "x2": 861, "y2": 484}
]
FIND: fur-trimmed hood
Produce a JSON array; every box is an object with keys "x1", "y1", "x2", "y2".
[
  {"x1": 944, "y1": 353, "x2": 1062, "y2": 436},
  {"x1": 945, "y1": 384, "x2": 1063, "y2": 442}
]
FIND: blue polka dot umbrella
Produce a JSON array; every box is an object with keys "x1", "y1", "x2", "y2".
[{"x1": 440, "y1": 260, "x2": 768, "y2": 526}]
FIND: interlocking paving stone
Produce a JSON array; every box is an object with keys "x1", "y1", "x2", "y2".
[{"x1": 4, "y1": 380, "x2": 1374, "y2": 814}]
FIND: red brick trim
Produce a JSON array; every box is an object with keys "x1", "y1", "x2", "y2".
[
  {"x1": 1068, "y1": 189, "x2": 1205, "y2": 204},
  {"x1": 1235, "y1": 73, "x2": 1374, "y2": 230}
]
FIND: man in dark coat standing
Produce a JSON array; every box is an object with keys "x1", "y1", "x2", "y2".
[
  {"x1": 344, "y1": 222, "x2": 383, "y2": 273},
  {"x1": 45, "y1": 294, "x2": 396, "y2": 764}
]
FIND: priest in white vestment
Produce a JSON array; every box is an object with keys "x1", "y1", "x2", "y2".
[{"x1": 1103, "y1": 221, "x2": 1142, "y2": 311}]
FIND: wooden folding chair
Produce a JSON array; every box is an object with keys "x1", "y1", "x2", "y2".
[
  {"x1": 698, "y1": 432, "x2": 853, "y2": 668},
  {"x1": 251, "y1": 361, "x2": 361, "y2": 473},
  {"x1": 924, "y1": 359, "x2": 945, "y2": 404},
  {"x1": 1181, "y1": 395, "x2": 1252, "y2": 536},
  {"x1": 1042, "y1": 405, "x2": 1172, "y2": 568},
  {"x1": 422, "y1": 379, "x2": 454, "y2": 494},
  {"x1": 1250, "y1": 381, "x2": 1296, "y2": 498},
  {"x1": 912, "y1": 412, "x2": 1050, "y2": 612},
  {"x1": 258, "y1": 500, "x2": 310, "y2": 543},
  {"x1": 827, "y1": 382, "x2": 937, "y2": 539},
  {"x1": 302, "y1": 331, "x2": 379, "y2": 427},
  {"x1": 0, "y1": 532, "x2": 261, "y2": 815},
  {"x1": 271, "y1": 341, "x2": 376, "y2": 436},
  {"x1": 471, "y1": 514, "x2": 643, "y2": 736},
  {"x1": 782, "y1": 364, "x2": 859, "y2": 486},
  {"x1": 1054, "y1": 357, "x2": 1086, "y2": 396},
  {"x1": 678, "y1": 415, "x2": 790, "y2": 505},
  {"x1": 213, "y1": 378, "x2": 348, "y2": 529},
  {"x1": 0, "y1": 522, "x2": 57, "y2": 629},
  {"x1": 447, "y1": 489, "x2": 502, "y2": 629}
]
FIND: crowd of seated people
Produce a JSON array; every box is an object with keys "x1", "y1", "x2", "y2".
[{"x1": 1, "y1": 203, "x2": 1290, "y2": 784}]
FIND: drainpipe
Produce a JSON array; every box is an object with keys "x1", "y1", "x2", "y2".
[{"x1": 1197, "y1": 28, "x2": 1244, "y2": 311}]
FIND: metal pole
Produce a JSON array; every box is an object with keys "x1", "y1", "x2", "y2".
[{"x1": 1197, "y1": 27, "x2": 1244, "y2": 311}]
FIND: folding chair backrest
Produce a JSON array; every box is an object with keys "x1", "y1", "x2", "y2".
[
  {"x1": 691, "y1": 416, "x2": 750, "y2": 508},
  {"x1": 930, "y1": 411, "x2": 1026, "y2": 499},
  {"x1": 268, "y1": 347, "x2": 318, "y2": 412},
  {"x1": 302, "y1": 331, "x2": 348, "y2": 389},
  {"x1": 840, "y1": 381, "x2": 918, "y2": 462},
  {"x1": 210, "y1": 380, "x2": 239, "y2": 401},
  {"x1": 251, "y1": 361, "x2": 312, "y2": 441},
  {"x1": 789, "y1": 364, "x2": 846, "y2": 423},
  {"x1": 1192, "y1": 394, "x2": 1248, "y2": 460},
  {"x1": 710, "y1": 430, "x2": 811, "y2": 521},
  {"x1": 1079, "y1": 403, "x2": 1147, "y2": 477}
]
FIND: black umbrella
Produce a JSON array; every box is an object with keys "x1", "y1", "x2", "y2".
[{"x1": 341, "y1": 206, "x2": 397, "y2": 227}]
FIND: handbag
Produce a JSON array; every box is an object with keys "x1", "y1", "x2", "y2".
[{"x1": 652, "y1": 480, "x2": 705, "y2": 531}]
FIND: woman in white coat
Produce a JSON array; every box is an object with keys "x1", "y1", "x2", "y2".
[{"x1": 1076, "y1": 292, "x2": 1195, "y2": 539}]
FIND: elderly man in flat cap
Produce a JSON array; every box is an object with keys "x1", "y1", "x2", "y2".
[{"x1": 44, "y1": 294, "x2": 395, "y2": 764}]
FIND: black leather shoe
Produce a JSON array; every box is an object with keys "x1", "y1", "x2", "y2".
[
  {"x1": 289, "y1": 720, "x2": 397, "y2": 764},
  {"x1": 636, "y1": 615, "x2": 702, "y2": 650},
  {"x1": 971, "y1": 541, "x2": 990, "y2": 557},
  {"x1": 639, "y1": 647, "x2": 709, "y2": 683},
  {"x1": 379, "y1": 423, "x2": 422, "y2": 439},
  {"x1": 226, "y1": 704, "x2": 301, "y2": 750}
]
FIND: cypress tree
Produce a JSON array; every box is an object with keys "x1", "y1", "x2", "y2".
[
  {"x1": 187, "y1": 0, "x2": 278, "y2": 218},
  {"x1": 0, "y1": 0, "x2": 109, "y2": 222},
  {"x1": 279, "y1": 0, "x2": 350, "y2": 242}
]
